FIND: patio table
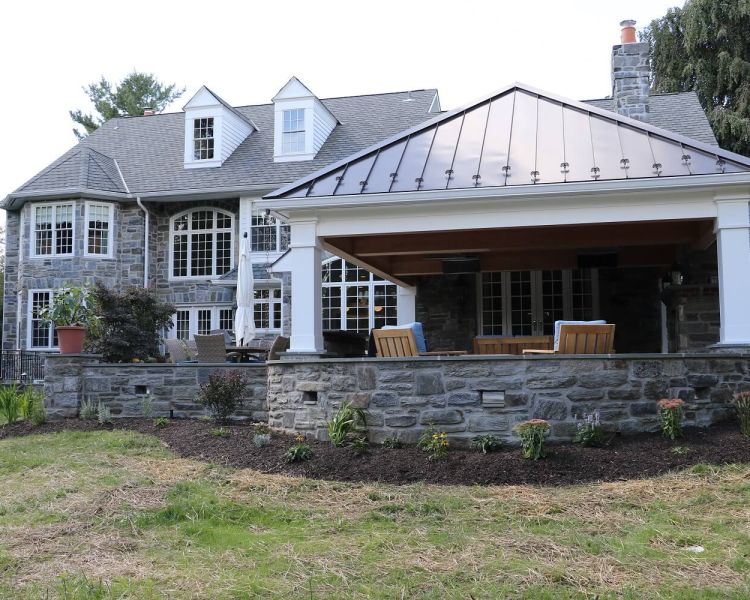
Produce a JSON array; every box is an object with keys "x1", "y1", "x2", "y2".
[{"x1": 226, "y1": 346, "x2": 267, "y2": 362}]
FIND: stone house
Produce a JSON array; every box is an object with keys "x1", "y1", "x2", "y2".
[{"x1": 4, "y1": 21, "x2": 749, "y2": 357}]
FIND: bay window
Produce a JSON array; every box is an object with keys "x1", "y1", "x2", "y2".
[
  {"x1": 32, "y1": 203, "x2": 74, "y2": 257},
  {"x1": 85, "y1": 202, "x2": 114, "y2": 257}
]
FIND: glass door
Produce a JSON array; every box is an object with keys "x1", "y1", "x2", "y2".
[
  {"x1": 538, "y1": 270, "x2": 565, "y2": 335},
  {"x1": 509, "y1": 271, "x2": 534, "y2": 335}
]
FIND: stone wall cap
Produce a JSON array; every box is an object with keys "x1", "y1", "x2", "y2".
[{"x1": 85, "y1": 361, "x2": 268, "y2": 368}]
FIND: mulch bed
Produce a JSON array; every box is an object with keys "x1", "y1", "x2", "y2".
[{"x1": 2, "y1": 418, "x2": 748, "y2": 486}]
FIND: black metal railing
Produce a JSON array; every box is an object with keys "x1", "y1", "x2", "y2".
[{"x1": 0, "y1": 351, "x2": 46, "y2": 383}]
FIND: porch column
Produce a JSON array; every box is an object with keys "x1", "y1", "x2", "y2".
[
  {"x1": 396, "y1": 285, "x2": 417, "y2": 324},
  {"x1": 288, "y1": 219, "x2": 325, "y2": 353},
  {"x1": 715, "y1": 198, "x2": 750, "y2": 346}
]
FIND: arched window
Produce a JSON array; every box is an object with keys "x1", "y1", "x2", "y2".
[
  {"x1": 322, "y1": 258, "x2": 398, "y2": 332},
  {"x1": 170, "y1": 208, "x2": 234, "y2": 278}
]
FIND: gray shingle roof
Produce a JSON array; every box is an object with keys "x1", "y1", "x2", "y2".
[
  {"x1": 7, "y1": 89, "x2": 439, "y2": 204},
  {"x1": 583, "y1": 91, "x2": 718, "y2": 146}
]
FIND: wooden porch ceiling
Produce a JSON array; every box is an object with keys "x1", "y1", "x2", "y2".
[{"x1": 323, "y1": 219, "x2": 715, "y2": 284}]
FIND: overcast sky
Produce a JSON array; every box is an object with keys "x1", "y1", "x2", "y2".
[{"x1": 1, "y1": 0, "x2": 681, "y2": 208}]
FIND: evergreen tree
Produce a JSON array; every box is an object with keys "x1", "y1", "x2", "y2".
[
  {"x1": 643, "y1": 0, "x2": 750, "y2": 156},
  {"x1": 70, "y1": 71, "x2": 184, "y2": 140}
]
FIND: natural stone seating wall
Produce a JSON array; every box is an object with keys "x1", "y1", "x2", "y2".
[
  {"x1": 267, "y1": 354, "x2": 750, "y2": 445},
  {"x1": 44, "y1": 355, "x2": 268, "y2": 420}
]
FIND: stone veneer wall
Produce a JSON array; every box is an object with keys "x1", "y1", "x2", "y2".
[
  {"x1": 267, "y1": 354, "x2": 748, "y2": 445},
  {"x1": 415, "y1": 274, "x2": 477, "y2": 353},
  {"x1": 44, "y1": 355, "x2": 268, "y2": 420}
]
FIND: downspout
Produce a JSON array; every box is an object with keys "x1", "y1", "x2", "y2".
[{"x1": 136, "y1": 197, "x2": 149, "y2": 288}]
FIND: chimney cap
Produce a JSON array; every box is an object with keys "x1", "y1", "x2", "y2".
[
  {"x1": 620, "y1": 19, "x2": 637, "y2": 44},
  {"x1": 142, "y1": 108, "x2": 156, "y2": 116}
]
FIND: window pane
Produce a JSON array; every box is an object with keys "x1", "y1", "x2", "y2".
[
  {"x1": 345, "y1": 286, "x2": 370, "y2": 332},
  {"x1": 34, "y1": 206, "x2": 52, "y2": 255},
  {"x1": 481, "y1": 272, "x2": 503, "y2": 335},
  {"x1": 190, "y1": 233, "x2": 213, "y2": 276},
  {"x1": 31, "y1": 291, "x2": 53, "y2": 348},
  {"x1": 87, "y1": 204, "x2": 110, "y2": 255},
  {"x1": 197, "y1": 309, "x2": 212, "y2": 335},
  {"x1": 172, "y1": 234, "x2": 188, "y2": 277},
  {"x1": 322, "y1": 287, "x2": 341, "y2": 331},
  {"x1": 176, "y1": 310, "x2": 190, "y2": 340},
  {"x1": 373, "y1": 284, "x2": 397, "y2": 328},
  {"x1": 55, "y1": 204, "x2": 73, "y2": 255},
  {"x1": 219, "y1": 308, "x2": 234, "y2": 331},
  {"x1": 193, "y1": 117, "x2": 215, "y2": 160}
]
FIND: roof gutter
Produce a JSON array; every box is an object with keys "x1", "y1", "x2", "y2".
[{"x1": 136, "y1": 197, "x2": 149, "y2": 288}]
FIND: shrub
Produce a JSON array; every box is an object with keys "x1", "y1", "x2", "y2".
[
  {"x1": 573, "y1": 411, "x2": 604, "y2": 447},
  {"x1": 85, "y1": 283, "x2": 175, "y2": 363},
  {"x1": 326, "y1": 402, "x2": 367, "y2": 447},
  {"x1": 141, "y1": 394, "x2": 154, "y2": 419},
  {"x1": 154, "y1": 417, "x2": 170, "y2": 428},
  {"x1": 514, "y1": 419, "x2": 550, "y2": 460},
  {"x1": 19, "y1": 387, "x2": 45, "y2": 426},
  {"x1": 255, "y1": 423, "x2": 271, "y2": 435},
  {"x1": 197, "y1": 371, "x2": 249, "y2": 422},
  {"x1": 39, "y1": 285, "x2": 97, "y2": 327},
  {"x1": 657, "y1": 398, "x2": 684, "y2": 440},
  {"x1": 382, "y1": 435, "x2": 403, "y2": 449},
  {"x1": 421, "y1": 430, "x2": 449, "y2": 460},
  {"x1": 0, "y1": 385, "x2": 20, "y2": 424},
  {"x1": 97, "y1": 402, "x2": 112, "y2": 425},
  {"x1": 211, "y1": 427, "x2": 231, "y2": 438},
  {"x1": 285, "y1": 435, "x2": 313, "y2": 463},
  {"x1": 79, "y1": 398, "x2": 97, "y2": 420},
  {"x1": 471, "y1": 434, "x2": 502, "y2": 454},
  {"x1": 253, "y1": 433, "x2": 271, "y2": 447},
  {"x1": 417, "y1": 423, "x2": 437, "y2": 451},
  {"x1": 350, "y1": 436, "x2": 369, "y2": 455},
  {"x1": 733, "y1": 391, "x2": 750, "y2": 437}
]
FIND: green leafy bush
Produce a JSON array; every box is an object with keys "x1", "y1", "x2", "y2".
[
  {"x1": 97, "y1": 402, "x2": 112, "y2": 425},
  {"x1": 197, "y1": 371, "x2": 249, "y2": 422},
  {"x1": 326, "y1": 402, "x2": 367, "y2": 447},
  {"x1": 658, "y1": 398, "x2": 684, "y2": 440},
  {"x1": 284, "y1": 435, "x2": 313, "y2": 463},
  {"x1": 514, "y1": 419, "x2": 550, "y2": 460},
  {"x1": 85, "y1": 283, "x2": 175, "y2": 362},
  {"x1": 471, "y1": 434, "x2": 502, "y2": 454},
  {"x1": 419, "y1": 427, "x2": 449, "y2": 460},
  {"x1": 0, "y1": 385, "x2": 20, "y2": 424},
  {"x1": 79, "y1": 398, "x2": 97, "y2": 420},
  {"x1": 573, "y1": 411, "x2": 604, "y2": 447},
  {"x1": 211, "y1": 427, "x2": 231, "y2": 438},
  {"x1": 39, "y1": 285, "x2": 96, "y2": 327},
  {"x1": 417, "y1": 423, "x2": 437, "y2": 451},
  {"x1": 154, "y1": 417, "x2": 170, "y2": 428},
  {"x1": 382, "y1": 436, "x2": 403, "y2": 449},
  {"x1": 733, "y1": 391, "x2": 750, "y2": 437},
  {"x1": 19, "y1": 387, "x2": 45, "y2": 425},
  {"x1": 253, "y1": 433, "x2": 271, "y2": 447},
  {"x1": 350, "y1": 436, "x2": 369, "y2": 455}
]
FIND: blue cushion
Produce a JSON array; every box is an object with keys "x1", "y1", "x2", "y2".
[
  {"x1": 382, "y1": 322, "x2": 427, "y2": 353},
  {"x1": 554, "y1": 320, "x2": 606, "y2": 351}
]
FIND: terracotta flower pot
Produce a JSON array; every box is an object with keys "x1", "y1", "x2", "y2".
[{"x1": 56, "y1": 326, "x2": 87, "y2": 354}]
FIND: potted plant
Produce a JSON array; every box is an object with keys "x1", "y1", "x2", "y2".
[{"x1": 39, "y1": 285, "x2": 97, "y2": 354}]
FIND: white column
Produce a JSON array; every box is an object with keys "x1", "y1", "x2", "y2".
[
  {"x1": 716, "y1": 198, "x2": 750, "y2": 346},
  {"x1": 288, "y1": 219, "x2": 324, "y2": 353},
  {"x1": 396, "y1": 285, "x2": 417, "y2": 324}
]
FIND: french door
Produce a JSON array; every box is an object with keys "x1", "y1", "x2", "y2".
[{"x1": 480, "y1": 269, "x2": 597, "y2": 336}]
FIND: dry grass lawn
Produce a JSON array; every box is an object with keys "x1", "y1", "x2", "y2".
[{"x1": 0, "y1": 429, "x2": 748, "y2": 599}]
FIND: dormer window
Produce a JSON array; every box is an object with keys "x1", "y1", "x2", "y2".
[
  {"x1": 282, "y1": 109, "x2": 305, "y2": 153},
  {"x1": 193, "y1": 118, "x2": 215, "y2": 160}
]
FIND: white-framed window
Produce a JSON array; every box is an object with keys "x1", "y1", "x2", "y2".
[
  {"x1": 479, "y1": 269, "x2": 599, "y2": 336},
  {"x1": 84, "y1": 202, "x2": 114, "y2": 257},
  {"x1": 193, "y1": 117, "x2": 215, "y2": 160},
  {"x1": 169, "y1": 290, "x2": 282, "y2": 340},
  {"x1": 250, "y1": 207, "x2": 290, "y2": 253},
  {"x1": 28, "y1": 290, "x2": 57, "y2": 349},
  {"x1": 322, "y1": 257, "x2": 398, "y2": 332},
  {"x1": 254, "y1": 288, "x2": 282, "y2": 330},
  {"x1": 282, "y1": 109, "x2": 305, "y2": 153},
  {"x1": 31, "y1": 203, "x2": 74, "y2": 257},
  {"x1": 170, "y1": 208, "x2": 234, "y2": 279}
]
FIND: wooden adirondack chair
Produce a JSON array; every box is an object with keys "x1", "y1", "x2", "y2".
[
  {"x1": 473, "y1": 336, "x2": 554, "y2": 355},
  {"x1": 523, "y1": 324, "x2": 615, "y2": 355},
  {"x1": 372, "y1": 329, "x2": 467, "y2": 358}
]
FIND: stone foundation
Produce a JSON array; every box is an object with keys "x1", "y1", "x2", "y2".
[
  {"x1": 44, "y1": 354, "x2": 268, "y2": 420},
  {"x1": 267, "y1": 354, "x2": 749, "y2": 445}
]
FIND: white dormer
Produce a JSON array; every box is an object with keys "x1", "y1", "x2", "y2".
[
  {"x1": 272, "y1": 77, "x2": 338, "y2": 162},
  {"x1": 183, "y1": 86, "x2": 256, "y2": 169}
]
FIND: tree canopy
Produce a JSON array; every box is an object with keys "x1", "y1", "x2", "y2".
[
  {"x1": 70, "y1": 71, "x2": 185, "y2": 140},
  {"x1": 642, "y1": 0, "x2": 750, "y2": 156}
]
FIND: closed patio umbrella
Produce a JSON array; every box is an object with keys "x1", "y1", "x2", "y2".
[{"x1": 234, "y1": 232, "x2": 256, "y2": 346}]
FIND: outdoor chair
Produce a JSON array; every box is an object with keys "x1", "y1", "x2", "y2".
[
  {"x1": 523, "y1": 324, "x2": 615, "y2": 355},
  {"x1": 194, "y1": 334, "x2": 238, "y2": 363},
  {"x1": 372, "y1": 328, "x2": 467, "y2": 358},
  {"x1": 165, "y1": 339, "x2": 192, "y2": 363},
  {"x1": 210, "y1": 329, "x2": 235, "y2": 345},
  {"x1": 268, "y1": 335, "x2": 290, "y2": 361},
  {"x1": 473, "y1": 336, "x2": 554, "y2": 355}
]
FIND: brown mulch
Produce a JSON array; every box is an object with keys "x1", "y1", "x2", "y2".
[{"x1": 1, "y1": 418, "x2": 748, "y2": 486}]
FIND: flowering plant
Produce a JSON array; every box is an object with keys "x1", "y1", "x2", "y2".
[
  {"x1": 733, "y1": 391, "x2": 750, "y2": 437},
  {"x1": 418, "y1": 424, "x2": 449, "y2": 460},
  {"x1": 657, "y1": 398, "x2": 684, "y2": 440},
  {"x1": 514, "y1": 419, "x2": 550, "y2": 460},
  {"x1": 573, "y1": 411, "x2": 604, "y2": 447}
]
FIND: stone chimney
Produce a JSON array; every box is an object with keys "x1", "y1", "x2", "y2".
[{"x1": 611, "y1": 19, "x2": 650, "y2": 122}]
